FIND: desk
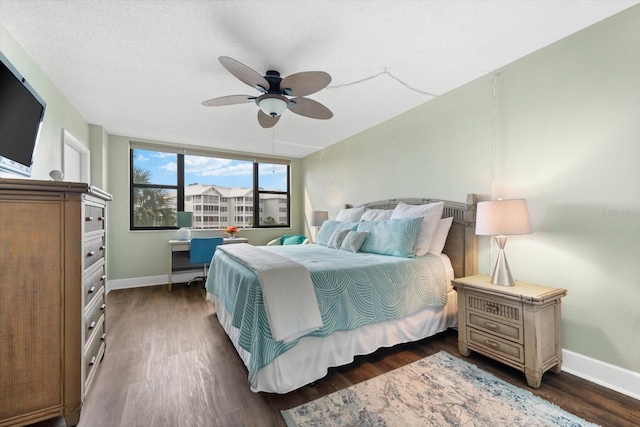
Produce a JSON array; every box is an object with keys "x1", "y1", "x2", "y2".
[{"x1": 168, "y1": 237, "x2": 248, "y2": 292}]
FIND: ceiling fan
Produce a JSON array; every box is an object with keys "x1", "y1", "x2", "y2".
[{"x1": 202, "y1": 56, "x2": 333, "y2": 128}]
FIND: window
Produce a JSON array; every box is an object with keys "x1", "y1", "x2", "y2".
[
  {"x1": 256, "y1": 163, "x2": 290, "y2": 226},
  {"x1": 130, "y1": 144, "x2": 290, "y2": 230},
  {"x1": 130, "y1": 148, "x2": 181, "y2": 229}
]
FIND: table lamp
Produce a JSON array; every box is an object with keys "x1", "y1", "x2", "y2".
[
  {"x1": 475, "y1": 199, "x2": 532, "y2": 286},
  {"x1": 311, "y1": 211, "x2": 328, "y2": 228},
  {"x1": 176, "y1": 211, "x2": 193, "y2": 241}
]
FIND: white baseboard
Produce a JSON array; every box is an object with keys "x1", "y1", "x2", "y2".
[
  {"x1": 562, "y1": 349, "x2": 639, "y2": 400},
  {"x1": 105, "y1": 275, "x2": 639, "y2": 400}
]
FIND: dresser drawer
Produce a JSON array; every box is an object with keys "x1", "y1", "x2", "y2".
[
  {"x1": 84, "y1": 234, "x2": 106, "y2": 271},
  {"x1": 466, "y1": 291, "x2": 522, "y2": 325},
  {"x1": 84, "y1": 204, "x2": 106, "y2": 233},
  {"x1": 84, "y1": 292, "x2": 106, "y2": 347},
  {"x1": 467, "y1": 311, "x2": 523, "y2": 344},
  {"x1": 468, "y1": 328, "x2": 524, "y2": 364},
  {"x1": 84, "y1": 321, "x2": 105, "y2": 384},
  {"x1": 83, "y1": 263, "x2": 106, "y2": 309}
]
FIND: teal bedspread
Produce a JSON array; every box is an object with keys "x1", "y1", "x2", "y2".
[{"x1": 206, "y1": 244, "x2": 447, "y2": 386}]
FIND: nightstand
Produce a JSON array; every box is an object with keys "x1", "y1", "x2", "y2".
[{"x1": 452, "y1": 274, "x2": 566, "y2": 388}]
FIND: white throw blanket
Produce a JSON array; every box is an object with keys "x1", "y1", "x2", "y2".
[{"x1": 217, "y1": 243, "x2": 323, "y2": 343}]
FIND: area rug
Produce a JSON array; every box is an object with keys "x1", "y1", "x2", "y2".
[{"x1": 282, "y1": 351, "x2": 598, "y2": 427}]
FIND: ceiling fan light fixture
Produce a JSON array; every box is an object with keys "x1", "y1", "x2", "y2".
[{"x1": 258, "y1": 96, "x2": 288, "y2": 117}]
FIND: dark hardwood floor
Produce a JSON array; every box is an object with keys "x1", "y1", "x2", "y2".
[{"x1": 32, "y1": 285, "x2": 638, "y2": 427}]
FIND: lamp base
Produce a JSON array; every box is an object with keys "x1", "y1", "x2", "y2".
[
  {"x1": 177, "y1": 227, "x2": 191, "y2": 241},
  {"x1": 491, "y1": 236, "x2": 515, "y2": 286}
]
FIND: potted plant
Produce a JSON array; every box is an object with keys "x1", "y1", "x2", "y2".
[{"x1": 225, "y1": 225, "x2": 239, "y2": 238}]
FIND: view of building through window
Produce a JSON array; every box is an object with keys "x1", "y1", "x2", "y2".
[{"x1": 131, "y1": 147, "x2": 289, "y2": 230}]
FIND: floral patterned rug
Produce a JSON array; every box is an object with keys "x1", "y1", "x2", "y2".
[{"x1": 281, "y1": 351, "x2": 598, "y2": 427}]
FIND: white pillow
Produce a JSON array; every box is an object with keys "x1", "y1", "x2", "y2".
[
  {"x1": 428, "y1": 217, "x2": 454, "y2": 255},
  {"x1": 335, "y1": 206, "x2": 366, "y2": 222},
  {"x1": 390, "y1": 201, "x2": 444, "y2": 256},
  {"x1": 361, "y1": 209, "x2": 393, "y2": 221}
]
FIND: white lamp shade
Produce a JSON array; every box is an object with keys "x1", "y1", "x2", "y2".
[
  {"x1": 310, "y1": 210, "x2": 329, "y2": 227},
  {"x1": 259, "y1": 97, "x2": 288, "y2": 117},
  {"x1": 476, "y1": 199, "x2": 532, "y2": 236}
]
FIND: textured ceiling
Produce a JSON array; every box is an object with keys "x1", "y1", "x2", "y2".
[{"x1": 1, "y1": 1, "x2": 637, "y2": 158}]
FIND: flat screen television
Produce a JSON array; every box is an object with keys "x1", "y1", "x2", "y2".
[{"x1": 0, "y1": 51, "x2": 47, "y2": 177}]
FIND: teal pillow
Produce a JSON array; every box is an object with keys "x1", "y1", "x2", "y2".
[
  {"x1": 282, "y1": 234, "x2": 306, "y2": 245},
  {"x1": 316, "y1": 220, "x2": 358, "y2": 246},
  {"x1": 357, "y1": 217, "x2": 424, "y2": 257},
  {"x1": 279, "y1": 234, "x2": 292, "y2": 244}
]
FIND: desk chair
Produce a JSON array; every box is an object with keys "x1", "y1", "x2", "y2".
[{"x1": 187, "y1": 237, "x2": 223, "y2": 287}]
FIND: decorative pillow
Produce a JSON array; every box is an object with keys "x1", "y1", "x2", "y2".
[
  {"x1": 327, "y1": 229, "x2": 350, "y2": 249},
  {"x1": 316, "y1": 220, "x2": 358, "y2": 246},
  {"x1": 357, "y1": 217, "x2": 424, "y2": 258},
  {"x1": 335, "y1": 206, "x2": 366, "y2": 222},
  {"x1": 428, "y1": 217, "x2": 454, "y2": 255},
  {"x1": 360, "y1": 209, "x2": 393, "y2": 221},
  {"x1": 339, "y1": 231, "x2": 368, "y2": 253},
  {"x1": 278, "y1": 234, "x2": 292, "y2": 244},
  {"x1": 282, "y1": 234, "x2": 307, "y2": 245},
  {"x1": 390, "y1": 202, "x2": 444, "y2": 256}
]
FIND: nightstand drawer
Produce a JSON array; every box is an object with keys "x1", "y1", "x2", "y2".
[
  {"x1": 467, "y1": 291, "x2": 522, "y2": 325},
  {"x1": 468, "y1": 328, "x2": 524, "y2": 364},
  {"x1": 467, "y1": 311, "x2": 523, "y2": 344}
]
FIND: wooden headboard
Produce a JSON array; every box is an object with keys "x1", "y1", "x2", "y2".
[{"x1": 347, "y1": 194, "x2": 478, "y2": 278}]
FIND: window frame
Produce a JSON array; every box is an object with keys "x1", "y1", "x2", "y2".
[
  {"x1": 254, "y1": 162, "x2": 291, "y2": 228},
  {"x1": 129, "y1": 144, "x2": 290, "y2": 231}
]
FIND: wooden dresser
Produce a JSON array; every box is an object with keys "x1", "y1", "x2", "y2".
[
  {"x1": 0, "y1": 179, "x2": 112, "y2": 427},
  {"x1": 452, "y1": 274, "x2": 566, "y2": 388}
]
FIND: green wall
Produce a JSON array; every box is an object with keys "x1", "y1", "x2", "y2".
[
  {"x1": 106, "y1": 135, "x2": 304, "y2": 282},
  {"x1": 1, "y1": 23, "x2": 304, "y2": 286},
  {"x1": 302, "y1": 6, "x2": 640, "y2": 372},
  {"x1": 0, "y1": 24, "x2": 90, "y2": 180},
  {"x1": 3, "y1": 7, "x2": 638, "y2": 375}
]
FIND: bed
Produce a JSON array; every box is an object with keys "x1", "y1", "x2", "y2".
[{"x1": 206, "y1": 195, "x2": 478, "y2": 393}]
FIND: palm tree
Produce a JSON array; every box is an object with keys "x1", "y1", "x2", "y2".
[{"x1": 133, "y1": 166, "x2": 176, "y2": 227}]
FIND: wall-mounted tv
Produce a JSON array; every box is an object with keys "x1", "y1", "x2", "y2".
[{"x1": 0, "y1": 51, "x2": 47, "y2": 177}]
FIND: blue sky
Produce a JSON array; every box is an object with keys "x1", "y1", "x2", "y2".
[{"x1": 133, "y1": 149, "x2": 287, "y2": 191}]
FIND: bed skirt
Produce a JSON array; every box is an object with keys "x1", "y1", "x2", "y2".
[{"x1": 207, "y1": 289, "x2": 458, "y2": 393}]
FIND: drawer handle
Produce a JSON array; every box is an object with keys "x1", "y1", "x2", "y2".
[
  {"x1": 100, "y1": 304, "x2": 106, "y2": 311},
  {"x1": 85, "y1": 216, "x2": 94, "y2": 222},
  {"x1": 485, "y1": 302, "x2": 499, "y2": 313},
  {"x1": 98, "y1": 216, "x2": 105, "y2": 221},
  {"x1": 484, "y1": 339, "x2": 500, "y2": 349},
  {"x1": 101, "y1": 275, "x2": 106, "y2": 281},
  {"x1": 100, "y1": 245, "x2": 106, "y2": 251},
  {"x1": 88, "y1": 321, "x2": 96, "y2": 330},
  {"x1": 89, "y1": 356, "x2": 97, "y2": 366},
  {"x1": 88, "y1": 286, "x2": 96, "y2": 294},
  {"x1": 484, "y1": 322, "x2": 499, "y2": 330},
  {"x1": 101, "y1": 333, "x2": 106, "y2": 341},
  {"x1": 87, "y1": 251, "x2": 95, "y2": 257}
]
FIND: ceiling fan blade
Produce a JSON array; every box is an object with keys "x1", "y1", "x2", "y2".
[
  {"x1": 258, "y1": 110, "x2": 280, "y2": 128},
  {"x1": 201, "y1": 95, "x2": 255, "y2": 106},
  {"x1": 280, "y1": 71, "x2": 331, "y2": 96},
  {"x1": 288, "y1": 97, "x2": 333, "y2": 120},
  {"x1": 219, "y1": 56, "x2": 270, "y2": 92}
]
